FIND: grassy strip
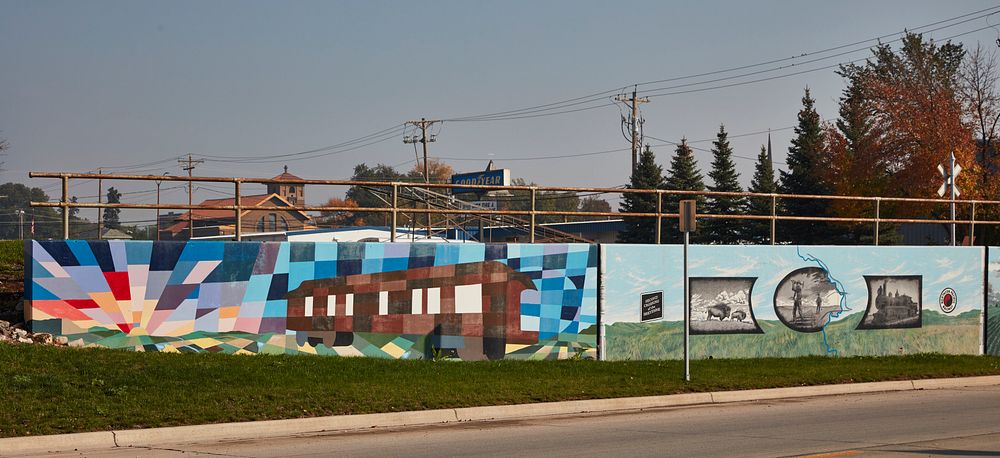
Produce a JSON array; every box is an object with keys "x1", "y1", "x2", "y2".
[
  {"x1": 0, "y1": 240, "x2": 23, "y2": 272},
  {"x1": 2, "y1": 345, "x2": 1000, "y2": 438}
]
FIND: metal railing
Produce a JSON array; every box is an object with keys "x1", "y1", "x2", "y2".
[{"x1": 28, "y1": 171, "x2": 997, "y2": 245}]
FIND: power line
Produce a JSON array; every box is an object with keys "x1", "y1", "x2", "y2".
[
  {"x1": 201, "y1": 127, "x2": 405, "y2": 164},
  {"x1": 198, "y1": 124, "x2": 406, "y2": 161},
  {"x1": 436, "y1": 6, "x2": 1000, "y2": 122}
]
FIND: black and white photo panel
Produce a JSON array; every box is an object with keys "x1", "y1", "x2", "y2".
[
  {"x1": 689, "y1": 277, "x2": 763, "y2": 334},
  {"x1": 773, "y1": 267, "x2": 841, "y2": 333},
  {"x1": 857, "y1": 275, "x2": 922, "y2": 330}
]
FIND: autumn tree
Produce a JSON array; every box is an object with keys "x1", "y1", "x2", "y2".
[
  {"x1": 860, "y1": 34, "x2": 971, "y2": 200},
  {"x1": 703, "y1": 125, "x2": 746, "y2": 244},
  {"x1": 825, "y1": 63, "x2": 900, "y2": 244},
  {"x1": 832, "y1": 33, "x2": 974, "y2": 243},
  {"x1": 319, "y1": 197, "x2": 362, "y2": 227},
  {"x1": 959, "y1": 44, "x2": 1000, "y2": 243},
  {"x1": 407, "y1": 158, "x2": 455, "y2": 184},
  {"x1": 662, "y1": 139, "x2": 705, "y2": 243},
  {"x1": 618, "y1": 145, "x2": 664, "y2": 244}
]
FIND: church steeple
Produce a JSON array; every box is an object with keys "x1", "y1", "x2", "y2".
[
  {"x1": 767, "y1": 129, "x2": 773, "y2": 170},
  {"x1": 268, "y1": 166, "x2": 305, "y2": 205}
]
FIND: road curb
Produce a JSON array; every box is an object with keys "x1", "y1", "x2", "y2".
[{"x1": 3, "y1": 375, "x2": 999, "y2": 456}]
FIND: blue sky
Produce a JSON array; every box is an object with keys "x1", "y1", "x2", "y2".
[{"x1": 3, "y1": 1, "x2": 1000, "y2": 224}]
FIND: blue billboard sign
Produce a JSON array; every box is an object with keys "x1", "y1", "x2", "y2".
[{"x1": 450, "y1": 169, "x2": 510, "y2": 194}]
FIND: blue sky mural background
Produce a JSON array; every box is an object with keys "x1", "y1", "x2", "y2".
[{"x1": 602, "y1": 245, "x2": 984, "y2": 325}]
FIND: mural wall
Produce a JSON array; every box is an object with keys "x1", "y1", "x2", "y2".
[
  {"x1": 601, "y1": 245, "x2": 984, "y2": 360},
  {"x1": 26, "y1": 241, "x2": 598, "y2": 360},
  {"x1": 987, "y1": 247, "x2": 1000, "y2": 356}
]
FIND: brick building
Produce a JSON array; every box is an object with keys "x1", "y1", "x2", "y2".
[{"x1": 160, "y1": 167, "x2": 315, "y2": 240}]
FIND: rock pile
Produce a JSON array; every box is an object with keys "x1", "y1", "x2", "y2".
[{"x1": 0, "y1": 320, "x2": 69, "y2": 346}]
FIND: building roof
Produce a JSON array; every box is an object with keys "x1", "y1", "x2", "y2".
[
  {"x1": 163, "y1": 193, "x2": 311, "y2": 235},
  {"x1": 184, "y1": 194, "x2": 273, "y2": 220},
  {"x1": 271, "y1": 165, "x2": 303, "y2": 182}
]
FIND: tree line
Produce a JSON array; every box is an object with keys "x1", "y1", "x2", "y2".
[{"x1": 620, "y1": 33, "x2": 1000, "y2": 245}]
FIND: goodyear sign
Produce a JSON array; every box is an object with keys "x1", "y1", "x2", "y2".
[{"x1": 450, "y1": 169, "x2": 510, "y2": 194}]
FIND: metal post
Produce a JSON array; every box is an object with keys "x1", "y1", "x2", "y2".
[
  {"x1": 61, "y1": 175, "x2": 69, "y2": 240},
  {"x1": 188, "y1": 170, "x2": 194, "y2": 240},
  {"x1": 770, "y1": 195, "x2": 777, "y2": 245},
  {"x1": 970, "y1": 202, "x2": 976, "y2": 246},
  {"x1": 874, "y1": 198, "x2": 881, "y2": 246},
  {"x1": 655, "y1": 191, "x2": 662, "y2": 244},
  {"x1": 950, "y1": 151, "x2": 956, "y2": 247},
  {"x1": 97, "y1": 168, "x2": 103, "y2": 240},
  {"x1": 155, "y1": 180, "x2": 161, "y2": 241},
  {"x1": 683, "y1": 230, "x2": 690, "y2": 382},
  {"x1": 529, "y1": 187, "x2": 536, "y2": 243},
  {"x1": 18, "y1": 210, "x2": 24, "y2": 240},
  {"x1": 234, "y1": 180, "x2": 242, "y2": 241},
  {"x1": 391, "y1": 184, "x2": 398, "y2": 242}
]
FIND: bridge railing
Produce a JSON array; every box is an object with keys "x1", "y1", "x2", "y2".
[{"x1": 27, "y1": 171, "x2": 994, "y2": 245}]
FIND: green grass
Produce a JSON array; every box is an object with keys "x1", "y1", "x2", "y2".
[
  {"x1": 2, "y1": 344, "x2": 1000, "y2": 438},
  {"x1": 0, "y1": 240, "x2": 23, "y2": 272},
  {"x1": 606, "y1": 311, "x2": 982, "y2": 360}
]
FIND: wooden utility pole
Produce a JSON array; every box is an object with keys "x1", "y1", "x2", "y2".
[
  {"x1": 614, "y1": 86, "x2": 649, "y2": 175},
  {"x1": 178, "y1": 154, "x2": 204, "y2": 239},
  {"x1": 404, "y1": 118, "x2": 441, "y2": 238}
]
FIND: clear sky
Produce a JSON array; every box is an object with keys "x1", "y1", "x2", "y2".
[{"x1": 2, "y1": 1, "x2": 999, "y2": 223}]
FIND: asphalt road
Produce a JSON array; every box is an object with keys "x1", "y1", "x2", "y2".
[{"x1": 26, "y1": 385, "x2": 1000, "y2": 457}]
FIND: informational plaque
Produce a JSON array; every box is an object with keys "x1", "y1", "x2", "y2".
[{"x1": 641, "y1": 291, "x2": 663, "y2": 322}]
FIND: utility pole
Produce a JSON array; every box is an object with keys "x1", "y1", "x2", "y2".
[
  {"x1": 615, "y1": 86, "x2": 649, "y2": 175},
  {"x1": 404, "y1": 118, "x2": 441, "y2": 239},
  {"x1": 178, "y1": 154, "x2": 204, "y2": 240}
]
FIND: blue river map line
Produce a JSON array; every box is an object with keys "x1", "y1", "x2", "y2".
[{"x1": 796, "y1": 246, "x2": 851, "y2": 355}]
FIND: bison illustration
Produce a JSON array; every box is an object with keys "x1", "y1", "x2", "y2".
[
  {"x1": 730, "y1": 310, "x2": 747, "y2": 322},
  {"x1": 706, "y1": 303, "x2": 731, "y2": 321}
]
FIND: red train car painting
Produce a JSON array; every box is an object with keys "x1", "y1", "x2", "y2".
[{"x1": 285, "y1": 260, "x2": 538, "y2": 360}]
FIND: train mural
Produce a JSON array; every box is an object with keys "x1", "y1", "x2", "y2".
[
  {"x1": 285, "y1": 261, "x2": 540, "y2": 360},
  {"x1": 25, "y1": 241, "x2": 598, "y2": 360}
]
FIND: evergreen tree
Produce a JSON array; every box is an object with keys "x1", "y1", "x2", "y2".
[
  {"x1": 778, "y1": 88, "x2": 834, "y2": 244},
  {"x1": 662, "y1": 139, "x2": 705, "y2": 243},
  {"x1": 102, "y1": 187, "x2": 122, "y2": 230},
  {"x1": 617, "y1": 145, "x2": 664, "y2": 244},
  {"x1": 703, "y1": 125, "x2": 746, "y2": 244},
  {"x1": 746, "y1": 144, "x2": 778, "y2": 244}
]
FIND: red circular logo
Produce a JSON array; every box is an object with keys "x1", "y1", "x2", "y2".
[{"x1": 939, "y1": 288, "x2": 957, "y2": 313}]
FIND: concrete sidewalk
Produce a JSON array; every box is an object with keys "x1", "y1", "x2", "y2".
[{"x1": 3, "y1": 375, "x2": 1000, "y2": 456}]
